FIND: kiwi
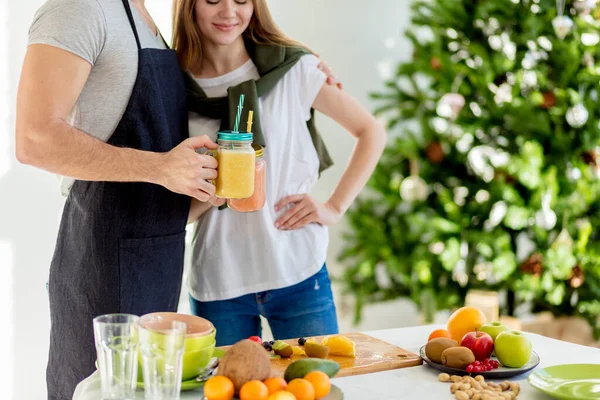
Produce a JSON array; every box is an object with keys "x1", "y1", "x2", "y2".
[
  {"x1": 304, "y1": 342, "x2": 330, "y2": 359},
  {"x1": 218, "y1": 339, "x2": 271, "y2": 392},
  {"x1": 425, "y1": 338, "x2": 459, "y2": 364},
  {"x1": 441, "y1": 346, "x2": 475, "y2": 369},
  {"x1": 273, "y1": 341, "x2": 294, "y2": 358}
]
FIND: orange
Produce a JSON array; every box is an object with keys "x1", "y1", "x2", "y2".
[
  {"x1": 268, "y1": 392, "x2": 297, "y2": 400},
  {"x1": 321, "y1": 335, "x2": 356, "y2": 357},
  {"x1": 264, "y1": 377, "x2": 288, "y2": 394},
  {"x1": 446, "y1": 306, "x2": 488, "y2": 342},
  {"x1": 304, "y1": 371, "x2": 331, "y2": 399},
  {"x1": 240, "y1": 380, "x2": 269, "y2": 400},
  {"x1": 427, "y1": 328, "x2": 451, "y2": 342},
  {"x1": 286, "y1": 378, "x2": 315, "y2": 400},
  {"x1": 204, "y1": 376, "x2": 234, "y2": 400}
]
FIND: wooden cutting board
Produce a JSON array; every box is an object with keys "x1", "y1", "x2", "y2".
[{"x1": 261, "y1": 333, "x2": 421, "y2": 378}]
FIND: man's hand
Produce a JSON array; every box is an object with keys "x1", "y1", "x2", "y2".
[
  {"x1": 274, "y1": 194, "x2": 343, "y2": 230},
  {"x1": 157, "y1": 135, "x2": 218, "y2": 202},
  {"x1": 316, "y1": 53, "x2": 343, "y2": 90}
]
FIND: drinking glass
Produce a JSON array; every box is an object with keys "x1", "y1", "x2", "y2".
[
  {"x1": 139, "y1": 314, "x2": 187, "y2": 400},
  {"x1": 93, "y1": 314, "x2": 140, "y2": 400}
]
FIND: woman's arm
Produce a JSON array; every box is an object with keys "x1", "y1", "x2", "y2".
[
  {"x1": 187, "y1": 196, "x2": 226, "y2": 225},
  {"x1": 274, "y1": 84, "x2": 386, "y2": 230}
]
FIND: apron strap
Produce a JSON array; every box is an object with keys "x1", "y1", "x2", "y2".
[{"x1": 121, "y1": 0, "x2": 142, "y2": 51}]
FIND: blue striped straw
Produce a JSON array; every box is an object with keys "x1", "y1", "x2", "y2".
[{"x1": 234, "y1": 94, "x2": 245, "y2": 133}]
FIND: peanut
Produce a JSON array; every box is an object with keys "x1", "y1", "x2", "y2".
[
  {"x1": 438, "y1": 373, "x2": 451, "y2": 382},
  {"x1": 456, "y1": 391, "x2": 470, "y2": 400},
  {"x1": 439, "y1": 368, "x2": 519, "y2": 399},
  {"x1": 451, "y1": 382, "x2": 461, "y2": 394}
]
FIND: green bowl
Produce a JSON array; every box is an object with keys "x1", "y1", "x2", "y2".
[
  {"x1": 137, "y1": 339, "x2": 216, "y2": 383},
  {"x1": 185, "y1": 328, "x2": 216, "y2": 352},
  {"x1": 181, "y1": 340, "x2": 216, "y2": 381},
  {"x1": 137, "y1": 313, "x2": 218, "y2": 383}
]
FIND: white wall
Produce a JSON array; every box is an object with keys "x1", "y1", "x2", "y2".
[{"x1": 1, "y1": 1, "x2": 417, "y2": 399}]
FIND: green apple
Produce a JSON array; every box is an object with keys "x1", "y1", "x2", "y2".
[
  {"x1": 480, "y1": 321, "x2": 511, "y2": 342},
  {"x1": 494, "y1": 331, "x2": 532, "y2": 368}
]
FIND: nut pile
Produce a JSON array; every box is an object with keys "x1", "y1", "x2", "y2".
[{"x1": 438, "y1": 373, "x2": 520, "y2": 400}]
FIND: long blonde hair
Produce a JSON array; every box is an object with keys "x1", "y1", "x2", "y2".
[{"x1": 172, "y1": 0, "x2": 308, "y2": 70}]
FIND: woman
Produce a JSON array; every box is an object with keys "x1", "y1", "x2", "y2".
[{"x1": 173, "y1": 0, "x2": 386, "y2": 345}]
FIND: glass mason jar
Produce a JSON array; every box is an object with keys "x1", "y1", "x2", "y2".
[
  {"x1": 228, "y1": 144, "x2": 266, "y2": 212},
  {"x1": 214, "y1": 131, "x2": 255, "y2": 199}
]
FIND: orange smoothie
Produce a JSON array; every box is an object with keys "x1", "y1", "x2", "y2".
[{"x1": 215, "y1": 149, "x2": 255, "y2": 199}]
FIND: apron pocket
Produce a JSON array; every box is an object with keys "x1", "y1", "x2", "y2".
[{"x1": 118, "y1": 231, "x2": 186, "y2": 315}]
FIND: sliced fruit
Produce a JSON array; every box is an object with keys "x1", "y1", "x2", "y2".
[
  {"x1": 273, "y1": 341, "x2": 293, "y2": 358},
  {"x1": 283, "y1": 358, "x2": 340, "y2": 382},
  {"x1": 304, "y1": 342, "x2": 330, "y2": 359},
  {"x1": 291, "y1": 346, "x2": 306, "y2": 357},
  {"x1": 321, "y1": 335, "x2": 356, "y2": 357}
]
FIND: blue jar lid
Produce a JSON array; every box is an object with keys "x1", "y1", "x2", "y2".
[{"x1": 217, "y1": 131, "x2": 253, "y2": 141}]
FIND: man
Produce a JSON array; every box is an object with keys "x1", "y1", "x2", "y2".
[{"x1": 16, "y1": 1, "x2": 340, "y2": 398}]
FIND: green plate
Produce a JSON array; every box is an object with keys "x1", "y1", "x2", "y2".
[
  {"x1": 137, "y1": 348, "x2": 226, "y2": 392},
  {"x1": 529, "y1": 364, "x2": 600, "y2": 400}
]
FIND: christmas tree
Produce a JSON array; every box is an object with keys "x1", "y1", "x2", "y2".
[{"x1": 340, "y1": 0, "x2": 600, "y2": 338}]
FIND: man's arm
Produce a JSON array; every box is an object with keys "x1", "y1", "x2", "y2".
[{"x1": 16, "y1": 44, "x2": 217, "y2": 201}]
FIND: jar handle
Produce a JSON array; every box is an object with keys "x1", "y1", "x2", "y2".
[{"x1": 204, "y1": 150, "x2": 217, "y2": 186}]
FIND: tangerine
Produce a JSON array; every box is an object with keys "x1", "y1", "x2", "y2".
[
  {"x1": 427, "y1": 328, "x2": 451, "y2": 342},
  {"x1": 286, "y1": 378, "x2": 315, "y2": 400},
  {"x1": 304, "y1": 371, "x2": 331, "y2": 399},
  {"x1": 268, "y1": 391, "x2": 297, "y2": 400},
  {"x1": 240, "y1": 380, "x2": 269, "y2": 400},
  {"x1": 264, "y1": 377, "x2": 288, "y2": 394},
  {"x1": 204, "y1": 376, "x2": 234, "y2": 400},
  {"x1": 447, "y1": 306, "x2": 487, "y2": 342}
]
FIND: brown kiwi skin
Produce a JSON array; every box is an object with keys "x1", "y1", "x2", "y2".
[
  {"x1": 441, "y1": 346, "x2": 476, "y2": 369},
  {"x1": 425, "y1": 338, "x2": 459, "y2": 364}
]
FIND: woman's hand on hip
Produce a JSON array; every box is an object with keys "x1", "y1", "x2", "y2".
[
  {"x1": 274, "y1": 194, "x2": 342, "y2": 230},
  {"x1": 157, "y1": 135, "x2": 218, "y2": 202}
]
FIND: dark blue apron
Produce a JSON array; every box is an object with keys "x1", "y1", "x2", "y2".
[{"x1": 46, "y1": 1, "x2": 189, "y2": 399}]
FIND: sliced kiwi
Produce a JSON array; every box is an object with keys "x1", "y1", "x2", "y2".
[
  {"x1": 304, "y1": 342, "x2": 330, "y2": 359},
  {"x1": 273, "y1": 341, "x2": 293, "y2": 358}
]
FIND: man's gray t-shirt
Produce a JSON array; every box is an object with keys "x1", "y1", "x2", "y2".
[{"x1": 28, "y1": 0, "x2": 168, "y2": 195}]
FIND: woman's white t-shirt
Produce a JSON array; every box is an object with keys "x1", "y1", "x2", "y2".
[{"x1": 187, "y1": 55, "x2": 329, "y2": 302}]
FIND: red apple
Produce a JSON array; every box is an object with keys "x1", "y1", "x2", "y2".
[{"x1": 461, "y1": 331, "x2": 494, "y2": 361}]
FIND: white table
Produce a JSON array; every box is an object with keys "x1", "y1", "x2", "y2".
[{"x1": 74, "y1": 324, "x2": 600, "y2": 399}]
